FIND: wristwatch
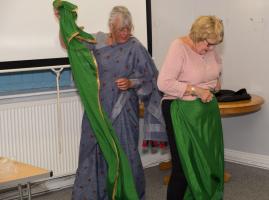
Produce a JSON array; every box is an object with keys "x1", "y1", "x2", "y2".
[{"x1": 191, "y1": 86, "x2": 196, "y2": 96}]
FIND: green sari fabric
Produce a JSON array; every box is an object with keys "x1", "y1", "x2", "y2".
[
  {"x1": 170, "y1": 97, "x2": 224, "y2": 200},
  {"x1": 53, "y1": 1, "x2": 139, "y2": 199}
]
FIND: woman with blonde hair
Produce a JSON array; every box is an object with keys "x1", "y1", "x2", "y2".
[{"x1": 158, "y1": 16, "x2": 224, "y2": 199}]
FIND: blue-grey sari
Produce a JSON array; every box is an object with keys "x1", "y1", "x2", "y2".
[{"x1": 72, "y1": 32, "x2": 167, "y2": 200}]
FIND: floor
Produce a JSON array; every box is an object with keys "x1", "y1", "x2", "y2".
[{"x1": 32, "y1": 162, "x2": 269, "y2": 200}]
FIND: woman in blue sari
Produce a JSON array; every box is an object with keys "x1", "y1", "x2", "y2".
[{"x1": 72, "y1": 6, "x2": 166, "y2": 200}]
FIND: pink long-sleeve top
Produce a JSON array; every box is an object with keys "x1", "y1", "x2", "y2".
[{"x1": 157, "y1": 38, "x2": 222, "y2": 100}]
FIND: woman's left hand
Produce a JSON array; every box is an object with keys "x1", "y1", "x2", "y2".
[
  {"x1": 115, "y1": 78, "x2": 133, "y2": 90},
  {"x1": 214, "y1": 79, "x2": 221, "y2": 92},
  {"x1": 195, "y1": 87, "x2": 213, "y2": 103}
]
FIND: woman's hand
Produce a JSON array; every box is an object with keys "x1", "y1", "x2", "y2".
[
  {"x1": 195, "y1": 87, "x2": 213, "y2": 103},
  {"x1": 115, "y1": 78, "x2": 133, "y2": 91},
  {"x1": 54, "y1": 9, "x2": 60, "y2": 19},
  {"x1": 215, "y1": 79, "x2": 221, "y2": 92}
]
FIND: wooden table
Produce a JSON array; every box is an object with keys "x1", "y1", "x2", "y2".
[
  {"x1": 158, "y1": 94, "x2": 265, "y2": 184},
  {"x1": 0, "y1": 157, "x2": 52, "y2": 200},
  {"x1": 219, "y1": 94, "x2": 264, "y2": 117}
]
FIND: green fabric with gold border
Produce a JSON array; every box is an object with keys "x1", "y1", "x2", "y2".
[{"x1": 53, "y1": 1, "x2": 139, "y2": 199}]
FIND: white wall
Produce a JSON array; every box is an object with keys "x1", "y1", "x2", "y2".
[
  {"x1": 152, "y1": 0, "x2": 269, "y2": 168},
  {"x1": 0, "y1": 0, "x2": 147, "y2": 62}
]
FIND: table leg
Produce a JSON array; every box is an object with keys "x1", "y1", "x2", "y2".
[
  {"x1": 159, "y1": 161, "x2": 172, "y2": 170},
  {"x1": 224, "y1": 171, "x2": 232, "y2": 182},
  {"x1": 27, "y1": 182, "x2": 32, "y2": 200},
  {"x1": 18, "y1": 184, "x2": 23, "y2": 200}
]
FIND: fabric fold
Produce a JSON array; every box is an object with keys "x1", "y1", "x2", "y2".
[{"x1": 170, "y1": 97, "x2": 224, "y2": 199}]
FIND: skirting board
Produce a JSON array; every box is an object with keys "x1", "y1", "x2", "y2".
[
  {"x1": 2, "y1": 148, "x2": 269, "y2": 199},
  {"x1": 224, "y1": 148, "x2": 269, "y2": 170}
]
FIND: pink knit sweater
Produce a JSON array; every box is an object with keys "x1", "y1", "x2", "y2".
[{"x1": 157, "y1": 38, "x2": 222, "y2": 100}]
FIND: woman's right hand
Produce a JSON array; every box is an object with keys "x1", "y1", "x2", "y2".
[
  {"x1": 115, "y1": 78, "x2": 133, "y2": 91},
  {"x1": 54, "y1": 9, "x2": 60, "y2": 19}
]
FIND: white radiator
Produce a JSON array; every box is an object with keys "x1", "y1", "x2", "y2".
[
  {"x1": 0, "y1": 94, "x2": 83, "y2": 177},
  {"x1": 0, "y1": 93, "x2": 170, "y2": 179}
]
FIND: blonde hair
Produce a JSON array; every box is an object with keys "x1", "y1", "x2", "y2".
[
  {"x1": 189, "y1": 16, "x2": 224, "y2": 44},
  {"x1": 108, "y1": 6, "x2": 134, "y2": 32}
]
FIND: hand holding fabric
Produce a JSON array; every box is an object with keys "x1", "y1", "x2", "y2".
[
  {"x1": 215, "y1": 78, "x2": 221, "y2": 92},
  {"x1": 54, "y1": 9, "x2": 60, "y2": 19},
  {"x1": 196, "y1": 87, "x2": 213, "y2": 103},
  {"x1": 115, "y1": 78, "x2": 133, "y2": 90}
]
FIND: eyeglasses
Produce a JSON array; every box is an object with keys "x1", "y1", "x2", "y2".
[
  {"x1": 113, "y1": 26, "x2": 131, "y2": 34},
  {"x1": 205, "y1": 39, "x2": 219, "y2": 47}
]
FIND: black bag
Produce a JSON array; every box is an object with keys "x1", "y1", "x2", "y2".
[{"x1": 215, "y1": 88, "x2": 251, "y2": 102}]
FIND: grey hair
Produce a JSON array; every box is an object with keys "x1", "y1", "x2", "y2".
[{"x1": 108, "y1": 6, "x2": 134, "y2": 32}]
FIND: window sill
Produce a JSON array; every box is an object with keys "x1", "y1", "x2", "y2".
[{"x1": 0, "y1": 87, "x2": 78, "y2": 105}]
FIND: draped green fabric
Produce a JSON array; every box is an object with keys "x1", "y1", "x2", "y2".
[
  {"x1": 170, "y1": 97, "x2": 224, "y2": 200},
  {"x1": 53, "y1": 1, "x2": 139, "y2": 199}
]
